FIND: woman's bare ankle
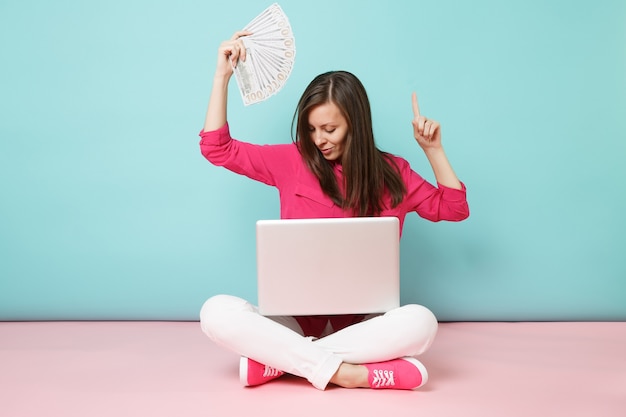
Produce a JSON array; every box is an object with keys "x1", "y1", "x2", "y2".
[{"x1": 330, "y1": 363, "x2": 369, "y2": 388}]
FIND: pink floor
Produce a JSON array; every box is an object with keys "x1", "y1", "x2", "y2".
[{"x1": 1, "y1": 321, "x2": 625, "y2": 417}]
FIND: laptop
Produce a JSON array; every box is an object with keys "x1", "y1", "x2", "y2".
[{"x1": 256, "y1": 217, "x2": 400, "y2": 316}]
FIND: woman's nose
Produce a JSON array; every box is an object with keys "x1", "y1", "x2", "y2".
[{"x1": 313, "y1": 130, "x2": 325, "y2": 146}]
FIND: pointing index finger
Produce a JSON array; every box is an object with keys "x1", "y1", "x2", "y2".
[{"x1": 412, "y1": 92, "x2": 421, "y2": 118}]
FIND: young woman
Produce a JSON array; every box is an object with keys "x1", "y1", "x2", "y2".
[{"x1": 199, "y1": 31, "x2": 469, "y2": 391}]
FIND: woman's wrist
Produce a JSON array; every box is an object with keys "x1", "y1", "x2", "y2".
[
  {"x1": 213, "y1": 71, "x2": 232, "y2": 85},
  {"x1": 422, "y1": 145, "x2": 445, "y2": 158}
]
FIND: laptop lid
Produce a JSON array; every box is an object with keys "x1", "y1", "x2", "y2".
[{"x1": 256, "y1": 217, "x2": 400, "y2": 316}]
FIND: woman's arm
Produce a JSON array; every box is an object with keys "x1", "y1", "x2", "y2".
[
  {"x1": 410, "y1": 92, "x2": 463, "y2": 190},
  {"x1": 203, "y1": 31, "x2": 252, "y2": 132}
]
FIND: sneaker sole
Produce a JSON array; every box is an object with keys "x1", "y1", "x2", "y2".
[
  {"x1": 239, "y1": 356, "x2": 250, "y2": 386},
  {"x1": 401, "y1": 357, "x2": 429, "y2": 389}
]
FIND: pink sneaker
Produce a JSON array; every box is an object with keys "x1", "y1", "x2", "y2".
[
  {"x1": 364, "y1": 357, "x2": 428, "y2": 390},
  {"x1": 239, "y1": 357, "x2": 285, "y2": 387}
]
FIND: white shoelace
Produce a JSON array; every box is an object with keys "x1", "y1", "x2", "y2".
[
  {"x1": 371, "y1": 369, "x2": 395, "y2": 387},
  {"x1": 262, "y1": 365, "x2": 282, "y2": 378}
]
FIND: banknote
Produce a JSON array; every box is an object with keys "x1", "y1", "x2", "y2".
[{"x1": 232, "y1": 3, "x2": 296, "y2": 106}]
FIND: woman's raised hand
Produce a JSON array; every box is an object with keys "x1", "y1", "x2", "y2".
[
  {"x1": 205, "y1": 31, "x2": 252, "y2": 131},
  {"x1": 214, "y1": 31, "x2": 252, "y2": 77},
  {"x1": 411, "y1": 93, "x2": 442, "y2": 151}
]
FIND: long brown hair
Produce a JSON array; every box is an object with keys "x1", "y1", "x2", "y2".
[{"x1": 291, "y1": 71, "x2": 406, "y2": 216}]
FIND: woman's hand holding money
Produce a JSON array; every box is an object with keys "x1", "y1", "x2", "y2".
[
  {"x1": 215, "y1": 31, "x2": 252, "y2": 78},
  {"x1": 205, "y1": 31, "x2": 251, "y2": 131}
]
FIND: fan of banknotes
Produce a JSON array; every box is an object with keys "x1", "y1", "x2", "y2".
[{"x1": 232, "y1": 3, "x2": 296, "y2": 106}]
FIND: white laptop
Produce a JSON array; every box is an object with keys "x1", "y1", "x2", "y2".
[{"x1": 256, "y1": 217, "x2": 400, "y2": 316}]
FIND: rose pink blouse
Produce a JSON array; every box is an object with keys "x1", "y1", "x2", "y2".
[{"x1": 199, "y1": 123, "x2": 469, "y2": 234}]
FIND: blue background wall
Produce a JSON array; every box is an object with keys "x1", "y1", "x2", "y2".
[{"x1": 1, "y1": 0, "x2": 625, "y2": 321}]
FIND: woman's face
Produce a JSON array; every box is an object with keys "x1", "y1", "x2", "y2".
[{"x1": 307, "y1": 102, "x2": 349, "y2": 161}]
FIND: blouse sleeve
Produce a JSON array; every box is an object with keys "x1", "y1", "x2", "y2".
[
  {"x1": 401, "y1": 160, "x2": 470, "y2": 222},
  {"x1": 199, "y1": 122, "x2": 295, "y2": 187}
]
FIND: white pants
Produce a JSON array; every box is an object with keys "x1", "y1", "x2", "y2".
[{"x1": 199, "y1": 294, "x2": 438, "y2": 390}]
